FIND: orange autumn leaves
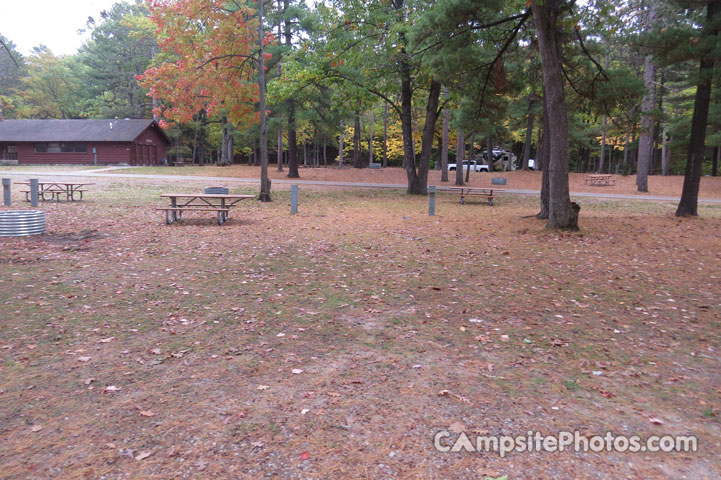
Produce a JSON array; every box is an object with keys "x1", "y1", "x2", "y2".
[{"x1": 137, "y1": 0, "x2": 274, "y2": 127}]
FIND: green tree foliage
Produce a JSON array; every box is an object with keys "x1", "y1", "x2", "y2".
[
  {"x1": 12, "y1": 47, "x2": 86, "y2": 119},
  {"x1": 0, "y1": 35, "x2": 24, "y2": 107},
  {"x1": 78, "y1": 1, "x2": 158, "y2": 118}
]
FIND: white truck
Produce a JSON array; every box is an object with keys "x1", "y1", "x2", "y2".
[{"x1": 447, "y1": 160, "x2": 489, "y2": 172}]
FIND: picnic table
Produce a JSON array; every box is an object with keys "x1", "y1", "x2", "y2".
[
  {"x1": 585, "y1": 174, "x2": 616, "y2": 186},
  {"x1": 16, "y1": 181, "x2": 94, "y2": 202},
  {"x1": 446, "y1": 186, "x2": 505, "y2": 206},
  {"x1": 159, "y1": 193, "x2": 255, "y2": 225}
]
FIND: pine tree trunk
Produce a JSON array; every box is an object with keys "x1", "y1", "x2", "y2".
[
  {"x1": 599, "y1": 113, "x2": 607, "y2": 173},
  {"x1": 257, "y1": 0, "x2": 271, "y2": 202},
  {"x1": 338, "y1": 120, "x2": 344, "y2": 168},
  {"x1": 287, "y1": 102, "x2": 299, "y2": 177},
  {"x1": 352, "y1": 110, "x2": 365, "y2": 168},
  {"x1": 455, "y1": 128, "x2": 464, "y2": 186},
  {"x1": 465, "y1": 133, "x2": 474, "y2": 183},
  {"x1": 661, "y1": 110, "x2": 669, "y2": 176},
  {"x1": 537, "y1": 103, "x2": 550, "y2": 219},
  {"x1": 382, "y1": 103, "x2": 388, "y2": 168},
  {"x1": 622, "y1": 132, "x2": 630, "y2": 175},
  {"x1": 284, "y1": 0, "x2": 298, "y2": 178},
  {"x1": 599, "y1": 55, "x2": 610, "y2": 174},
  {"x1": 436, "y1": 135, "x2": 443, "y2": 173},
  {"x1": 636, "y1": 2, "x2": 657, "y2": 192},
  {"x1": 369, "y1": 110, "x2": 374, "y2": 165},
  {"x1": 676, "y1": 1, "x2": 720, "y2": 216},
  {"x1": 411, "y1": 80, "x2": 441, "y2": 195},
  {"x1": 521, "y1": 98, "x2": 535, "y2": 170},
  {"x1": 399, "y1": 48, "x2": 418, "y2": 191},
  {"x1": 532, "y1": 0, "x2": 577, "y2": 229},
  {"x1": 277, "y1": 129, "x2": 283, "y2": 172},
  {"x1": 486, "y1": 134, "x2": 492, "y2": 171},
  {"x1": 712, "y1": 146, "x2": 719, "y2": 177},
  {"x1": 441, "y1": 88, "x2": 449, "y2": 182}
]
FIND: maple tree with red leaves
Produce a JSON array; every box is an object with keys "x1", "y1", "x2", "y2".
[{"x1": 137, "y1": 0, "x2": 273, "y2": 150}]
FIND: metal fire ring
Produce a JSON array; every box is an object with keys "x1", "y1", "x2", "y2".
[{"x1": 0, "y1": 210, "x2": 47, "y2": 237}]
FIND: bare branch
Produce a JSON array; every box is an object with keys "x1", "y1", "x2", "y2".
[{"x1": 477, "y1": 11, "x2": 531, "y2": 110}]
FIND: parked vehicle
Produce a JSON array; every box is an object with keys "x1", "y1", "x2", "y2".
[
  {"x1": 447, "y1": 160, "x2": 489, "y2": 172},
  {"x1": 481, "y1": 149, "x2": 518, "y2": 171}
]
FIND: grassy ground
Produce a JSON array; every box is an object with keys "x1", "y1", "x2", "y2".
[{"x1": 1, "y1": 182, "x2": 720, "y2": 479}]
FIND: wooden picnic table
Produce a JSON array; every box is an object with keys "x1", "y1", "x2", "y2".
[
  {"x1": 159, "y1": 193, "x2": 255, "y2": 225},
  {"x1": 446, "y1": 186, "x2": 505, "y2": 206},
  {"x1": 16, "y1": 181, "x2": 94, "y2": 202},
  {"x1": 585, "y1": 174, "x2": 616, "y2": 186}
]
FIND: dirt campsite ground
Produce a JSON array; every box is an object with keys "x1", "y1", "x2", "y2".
[{"x1": 1, "y1": 167, "x2": 720, "y2": 479}]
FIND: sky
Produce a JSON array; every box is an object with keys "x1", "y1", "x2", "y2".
[{"x1": 0, "y1": 0, "x2": 122, "y2": 56}]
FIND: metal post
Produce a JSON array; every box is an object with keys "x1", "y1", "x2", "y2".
[
  {"x1": 30, "y1": 179, "x2": 39, "y2": 207},
  {"x1": 2, "y1": 178, "x2": 10, "y2": 206},
  {"x1": 429, "y1": 185, "x2": 436, "y2": 216},
  {"x1": 290, "y1": 184, "x2": 298, "y2": 214}
]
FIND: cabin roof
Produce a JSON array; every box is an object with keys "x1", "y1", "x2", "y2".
[{"x1": 0, "y1": 119, "x2": 169, "y2": 143}]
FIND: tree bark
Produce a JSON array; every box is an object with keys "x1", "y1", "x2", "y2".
[
  {"x1": 220, "y1": 115, "x2": 232, "y2": 166},
  {"x1": 532, "y1": 0, "x2": 577, "y2": 229},
  {"x1": 676, "y1": 0, "x2": 719, "y2": 216},
  {"x1": 599, "y1": 112, "x2": 608, "y2": 173},
  {"x1": 257, "y1": 0, "x2": 271, "y2": 202},
  {"x1": 192, "y1": 116, "x2": 199, "y2": 164},
  {"x1": 712, "y1": 146, "x2": 719, "y2": 177},
  {"x1": 486, "y1": 134, "x2": 493, "y2": 171},
  {"x1": 399, "y1": 47, "x2": 418, "y2": 191},
  {"x1": 455, "y1": 128, "x2": 464, "y2": 186},
  {"x1": 441, "y1": 87, "x2": 449, "y2": 182},
  {"x1": 369, "y1": 110, "x2": 374, "y2": 165},
  {"x1": 352, "y1": 110, "x2": 366, "y2": 168},
  {"x1": 636, "y1": 2, "x2": 657, "y2": 192},
  {"x1": 598, "y1": 55, "x2": 610, "y2": 174},
  {"x1": 412, "y1": 80, "x2": 441, "y2": 195},
  {"x1": 465, "y1": 133, "x2": 474, "y2": 182},
  {"x1": 661, "y1": 106, "x2": 669, "y2": 176},
  {"x1": 338, "y1": 120, "x2": 344, "y2": 168},
  {"x1": 537, "y1": 100, "x2": 550, "y2": 219},
  {"x1": 521, "y1": 96, "x2": 535, "y2": 170},
  {"x1": 383, "y1": 103, "x2": 388, "y2": 168},
  {"x1": 287, "y1": 102, "x2": 299, "y2": 177},
  {"x1": 283, "y1": 0, "x2": 299, "y2": 178},
  {"x1": 277, "y1": 129, "x2": 283, "y2": 172}
]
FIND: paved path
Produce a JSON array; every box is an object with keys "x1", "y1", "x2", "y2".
[
  {"x1": 75, "y1": 166, "x2": 141, "y2": 173},
  {"x1": 1, "y1": 169, "x2": 720, "y2": 203}
]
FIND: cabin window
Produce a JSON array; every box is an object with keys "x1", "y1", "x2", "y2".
[
  {"x1": 34, "y1": 143, "x2": 87, "y2": 153},
  {"x1": 1, "y1": 144, "x2": 18, "y2": 160}
]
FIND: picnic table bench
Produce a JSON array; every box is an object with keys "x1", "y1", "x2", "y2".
[
  {"x1": 446, "y1": 186, "x2": 505, "y2": 206},
  {"x1": 159, "y1": 193, "x2": 255, "y2": 225},
  {"x1": 585, "y1": 174, "x2": 616, "y2": 186},
  {"x1": 16, "y1": 181, "x2": 94, "y2": 202}
]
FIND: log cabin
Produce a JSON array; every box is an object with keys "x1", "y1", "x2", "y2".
[{"x1": 0, "y1": 119, "x2": 170, "y2": 166}]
